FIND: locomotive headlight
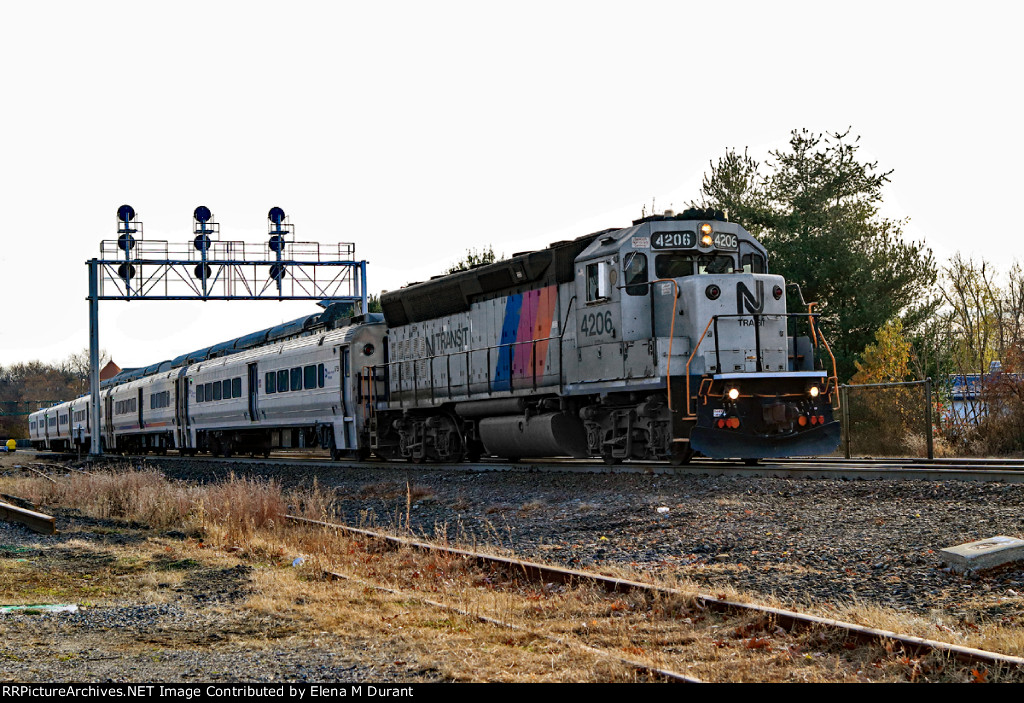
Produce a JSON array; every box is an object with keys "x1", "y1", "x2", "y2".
[
  {"x1": 809, "y1": 386, "x2": 820, "y2": 398},
  {"x1": 727, "y1": 387, "x2": 740, "y2": 401},
  {"x1": 699, "y1": 223, "x2": 714, "y2": 247}
]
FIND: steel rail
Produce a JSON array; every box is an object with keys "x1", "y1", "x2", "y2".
[
  {"x1": 0, "y1": 500, "x2": 56, "y2": 535},
  {"x1": 100, "y1": 451, "x2": 1024, "y2": 484},
  {"x1": 286, "y1": 514, "x2": 1024, "y2": 671},
  {"x1": 320, "y1": 566, "x2": 701, "y2": 683}
]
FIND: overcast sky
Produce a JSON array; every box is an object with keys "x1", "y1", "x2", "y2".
[{"x1": 2, "y1": 1, "x2": 1020, "y2": 369}]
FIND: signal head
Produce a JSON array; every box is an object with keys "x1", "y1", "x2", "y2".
[
  {"x1": 194, "y1": 205, "x2": 212, "y2": 223},
  {"x1": 117, "y1": 204, "x2": 136, "y2": 222},
  {"x1": 268, "y1": 206, "x2": 286, "y2": 225}
]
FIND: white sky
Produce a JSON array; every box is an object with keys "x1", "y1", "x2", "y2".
[{"x1": 2, "y1": 1, "x2": 1020, "y2": 369}]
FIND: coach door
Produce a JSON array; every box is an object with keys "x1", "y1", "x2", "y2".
[
  {"x1": 104, "y1": 394, "x2": 114, "y2": 448},
  {"x1": 337, "y1": 346, "x2": 355, "y2": 450},
  {"x1": 138, "y1": 389, "x2": 145, "y2": 430},
  {"x1": 247, "y1": 363, "x2": 259, "y2": 421},
  {"x1": 175, "y1": 371, "x2": 191, "y2": 449}
]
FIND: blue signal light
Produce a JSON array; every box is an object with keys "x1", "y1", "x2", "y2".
[
  {"x1": 194, "y1": 206, "x2": 212, "y2": 223},
  {"x1": 268, "y1": 207, "x2": 285, "y2": 225},
  {"x1": 117, "y1": 204, "x2": 136, "y2": 222}
]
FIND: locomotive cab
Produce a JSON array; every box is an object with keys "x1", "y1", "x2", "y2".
[{"x1": 570, "y1": 208, "x2": 839, "y2": 463}]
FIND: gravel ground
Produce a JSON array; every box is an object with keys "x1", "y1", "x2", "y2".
[
  {"x1": 0, "y1": 507, "x2": 443, "y2": 683},
  {"x1": 6, "y1": 452, "x2": 1024, "y2": 681},
  {"x1": 151, "y1": 457, "x2": 1024, "y2": 622}
]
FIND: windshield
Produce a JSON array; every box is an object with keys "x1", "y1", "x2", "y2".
[
  {"x1": 654, "y1": 254, "x2": 694, "y2": 278},
  {"x1": 697, "y1": 255, "x2": 734, "y2": 274}
]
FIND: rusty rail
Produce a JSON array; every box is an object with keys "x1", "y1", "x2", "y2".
[
  {"x1": 285, "y1": 513, "x2": 1024, "y2": 671},
  {"x1": 0, "y1": 500, "x2": 56, "y2": 535}
]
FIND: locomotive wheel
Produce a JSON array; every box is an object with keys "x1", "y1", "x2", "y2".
[
  {"x1": 602, "y1": 452, "x2": 623, "y2": 466},
  {"x1": 669, "y1": 444, "x2": 694, "y2": 466}
]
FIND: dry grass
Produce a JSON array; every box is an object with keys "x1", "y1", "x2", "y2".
[{"x1": 3, "y1": 465, "x2": 1024, "y2": 682}]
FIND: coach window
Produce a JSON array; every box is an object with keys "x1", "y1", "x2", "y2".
[
  {"x1": 197, "y1": 385, "x2": 205, "y2": 402},
  {"x1": 278, "y1": 369, "x2": 288, "y2": 393},
  {"x1": 304, "y1": 365, "x2": 317, "y2": 390},
  {"x1": 210, "y1": 382, "x2": 220, "y2": 401},
  {"x1": 318, "y1": 363, "x2": 325, "y2": 388},
  {"x1": 291, "y1": 367, "x2": 302, "y2": 392},
  {"x1": 232, "y1": 377, "x2": 242, "y2": 398},
  {"x1": 222, "y1": 379, "x2": 231, "y2": 399},
  {"x1": 742, "y1": 253, "x2": 766, "y2": 274},
  {"x1": 623, "y1": 252, "x2": 648, "y2": 296},
  {"x1": 697, "y1": 255, "x2": 733, "y2": 275},
  {"x1": 266, "y1": 371, "x2": 276, "y2": 394},
  {"x1": 654, "y1": 254, "x2": 694, "y2": 279}
]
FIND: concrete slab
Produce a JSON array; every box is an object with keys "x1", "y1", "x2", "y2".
[{"x1": 939, "y1": 535, "x2": 1024, "y2": 573}]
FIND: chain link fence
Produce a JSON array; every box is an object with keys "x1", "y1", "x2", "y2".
[{"x1": 838, "y1": 380, "x2": 934, "y2": 459}]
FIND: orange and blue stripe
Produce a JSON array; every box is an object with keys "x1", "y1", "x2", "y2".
[{"x1": 494, "y1": 285, "x2": 558, "y2": 390}]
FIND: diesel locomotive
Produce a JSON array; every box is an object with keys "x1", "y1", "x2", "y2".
[{"x1": 30, "y1": 209, "x2": 840, "y2": 464}]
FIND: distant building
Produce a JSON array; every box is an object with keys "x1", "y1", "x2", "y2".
[{"x1": 99, "y1": 360, "x2": 121, "y2": 381}]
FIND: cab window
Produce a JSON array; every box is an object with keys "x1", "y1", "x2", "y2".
[
  {"x1": 742, "y1": 253, "x2": 766, "y2": 273},
  {"x1": 654, "y1": 254, "x2": 694, "y2": 279},
  {"x1": 585, "y1": 262, "x2": 610, "y2": 302},
  {"x1": 697, "y1": 255, "x2": 734, "y2": 274},
  {"x1": 623, "y1": 252, "x2": 648, "y2": 296}
]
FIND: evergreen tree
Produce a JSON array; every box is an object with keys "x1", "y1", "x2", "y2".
[
  {"x1": 446, "y1": 246, "x2": 498, "y2": 274},
  {"x1": 697, "y1": 129, "x2": 937, "y2": 380}
]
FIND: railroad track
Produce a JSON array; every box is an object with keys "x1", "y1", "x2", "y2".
[
  {"x1": 7, "y1": 457, "x2": 1024, "y2": 681},
  {"x1": 286, "y1": 514, "x2": 1024, "y2": 682},
  {"x1": 68, "y1": 449, "x2": 1024, "y2": 483}
]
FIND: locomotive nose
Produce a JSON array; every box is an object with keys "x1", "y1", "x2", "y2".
[{"x1": 762, "y1": 401, "x2": 799, "y2": 430}]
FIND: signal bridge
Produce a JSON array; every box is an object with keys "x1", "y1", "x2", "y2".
[{"x1": 86, "y1": 205, "x2": 369, "y2": 456}]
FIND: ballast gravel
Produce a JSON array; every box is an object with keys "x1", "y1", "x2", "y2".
[
  {"x1": 156, "y1": 457, "x2": 1024, "y2": 621},
  {"x1": 5, "y1": 453, "x2": 1024, "y2": 682}
]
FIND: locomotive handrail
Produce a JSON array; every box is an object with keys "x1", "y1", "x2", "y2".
[
  {"x1": 618, "y1": 278, "x2": 681, "y2": 410},
  {"x1": 684, "y1": 317, "x2": 719, "y2": 418},
  {"x1": 373, "y1": 295, "x2": 580, "y2": 409},
  {"x1": 374, "y1": 332, "x2": 564, "y2": 406},
  {"x1": 648, "y1": 279, "x2": 679, "y2": 411},
  {"x1": 683, "y1": 312, "x2": 835, "y2": 418}
]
